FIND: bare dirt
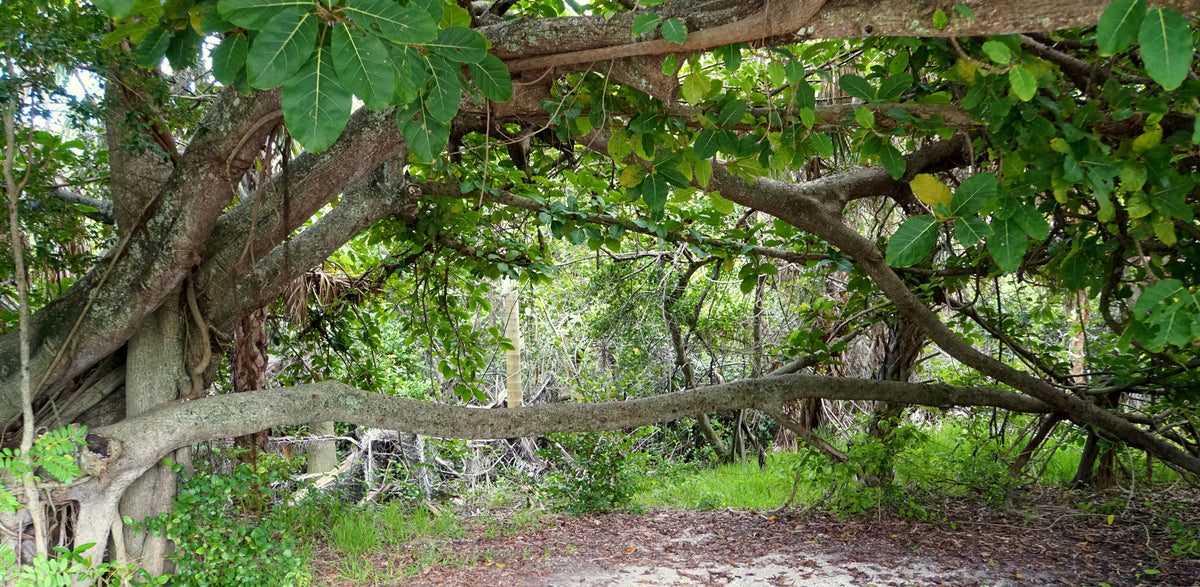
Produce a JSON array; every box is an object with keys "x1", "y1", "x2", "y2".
[{"x1": 311, "y1": 491, "x2": 1200, "y2": 586}]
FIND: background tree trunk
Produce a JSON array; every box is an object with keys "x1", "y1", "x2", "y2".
[
  {"x1": 306, "y1": 420, "x2": 338, "y2": 475},
  {"x1": 234, "y1": 308, "x2": 270, "y2": 463}
]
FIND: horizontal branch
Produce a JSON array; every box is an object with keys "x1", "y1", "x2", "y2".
[
  {"x1": 490, "y1": 0, "x2": 1200, "y2": 73},
  {"x1": 90, "y1": 373, "x2": 1052, "y2": 479}
]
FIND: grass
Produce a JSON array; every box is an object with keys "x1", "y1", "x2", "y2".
[{"x1": 638, "y1": 452, "x2": 823, "y2": 510}]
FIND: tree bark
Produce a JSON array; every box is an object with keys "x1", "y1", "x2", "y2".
[
  {"x1": 306, "y1": 420, "x2": 338, "y2": 475},
  {"x1": 233, "y1": 308, "x2": 269, "y2": 463},
  {"x1": 117, "y1": 292, "x2": 185, "y2": 576}
]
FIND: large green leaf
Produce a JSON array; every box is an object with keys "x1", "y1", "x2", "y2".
[
  {"x1": 211, "y1": 32, "x2": 249, "y2": 85},
  {"x1": 716, "y1": 100, "x2": 747, "y2": 128},
  {"x1": 885, "y1": 215, "x2": 939, "y2": 267},
  {"x1": 94, "y1": 0, "x2": 136, "y2": 19},
  {"x1": 246, "y1": 6, "x2": 318, "y2": 89},
  {"x1": 1008, "y1": 65, "x2": 1037, "y2": 101},
  {"x1": 398, "y1": 101, "x2": 450, "y2": 162},
  {"x1": 428, "y1": 27, "x2": 488, "y2": 64},
  {"x1": 953, "y1": 215, "x2": 992, "y2": 246},
  {"x1": 134, "y1": 24, "x2": 173, "y2": 68},
  {"x1": 344, "y1": 0, "x2": 436, "y2": 44},
  {"x1": 694, "y1": 129, "x2": 719, "y2": 159},
  {"x1": 1134, "y1": 278, "x2": 1186, "y2": 314},
  {"x1": 838, "y1": 74, "x2": 874, "y2": 101},
  {"x1": 217, "y1": 0, "x2": 313, "y2": 30},
  {"x1": 877, "y1": 72, "x2": 913, "y2": 100},
  {"x1": 281, "y1": 47, "x2": 352, "y2": 152},
  {"x1": 640, "y1": 173, "x2": 671, "y2": 212},
  {"x1": 950, "y1": 172, "x2": 997, "y2": 216},
  {"x1": 879, "y1": 143, "x2": 905, "y2": 179},
  {"x1": 332, "y1": 22, "x2": 395, "y2": 110},
  {"x1": 631, "y1": 13, "x2": 662, "y2": 36},
  {"x1": 1097, "y1": 0, "x2": 1146, "y2": 55},
  {"x1": 987, "y1": 217, "x2": 1027, "y2": 272},
  {"x1": 1138, "y1": 7, "x2": 1192, "y2": 90},
  {"x1": 661, "y1": 17, "x2": 687, "y2": 44},
  {"x1": 466, "y1": 54, "x2": 513, "y2": 102},
  {"x1": 388, "y1": 44, "x2": 426, "y2": 104},
  {"x1": 424, "y1": 55, "x2": 462, "y2": 122}
]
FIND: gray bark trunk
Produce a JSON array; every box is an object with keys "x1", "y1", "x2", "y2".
[
  {"x1": 118, "y1": 293, "x2": 185, "y2": 576},
  {"x1": 306, "y1": 421, "x2": 339, "y2": 475}
]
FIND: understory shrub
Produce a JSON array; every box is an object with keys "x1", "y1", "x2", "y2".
[
  {"x1": 540, "y1": 429, "x2": 653, "y2": 514},
  {"x1": 142, "y1": 455, "x2": 306, "y2": 587}
]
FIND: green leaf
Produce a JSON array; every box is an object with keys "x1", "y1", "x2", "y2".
[
  {"x1": 1008, "y1": 65, "x2": 1037, "y2": 101},
  {"x1": 1097, "y1": 0, "x2": 1146, "y2": 55},
  {"x1": 694, "y1": 129, "x2": 719, "y2": 159},
  {"x1": 344, "y1": 0, "x2": 436, "y2": 44},
  {"x1": 950, "y1": 172, "x2": 997, "y2": 216},
  {"x1": 810, "y1": 133, "x2": 834, "y2": 158},
  {"x1": 388, "y1": 44, "x2": 426, "y2": 103},
  {"x1": 94, "y1": 0, "x2": 136, "y2": 18},
  {"x1": 281, "y1": 47, "x2": 352, "y2": 152},
  {"x1": 641, "y1": 173, "x2": 670, "y2": 212},
  {"x1": 981, "y1": 40, "x2": 1012, "y2": 65},
  {"x1": 886, "y1": 215, "x2": 939, "y2": 267},
  {"x1": 1138, "y1": 7, "x2": 1192, "y2": 90},
  {"x1": 332, "y1": 22, "x2": 395, "y2": 110},
  {"x1": 932, "y1": 9, "x2": 948, "y2": 29},
  {"x1": 166, "y1": 28, "x2": 203, "y2": 70},
  {"x1": 854, "y1": 106, "x2": 875, "y2": 128},
  {"x1": 201, "y1": 4, "x2": 238, "y2": 33},
  {"x1": 680, "y1": 73, "x2": 710, "y2": 104},
  {"x1": 716, "y1": 100, "x2": 747, "y2": 128},
  {"x1": 879, "y1": 143, "x2": 906, "y2": 180},
  {"x1": 767, "y1": 62, "x2": 786, "y2": 85},
  {"x1": 211, "y1": 33, "x2": 249, "y2": 85},
  {"x1": 987, "y1": 217, "x2": 1027, "y2": 272},
  {"x1": 428, "y1": 26, "x2": 488, "y2": 64},
  {"x1": 631, "y1": 13, "x2": 662, "y2": 36},
  {"x1": 955, "y1": 3, "x2": 975, "y2": 20},
  {"x1": 877, "y1": 72, "x2": 913, "y2": 100},
  {"x1": 440, "y1": 2, "x2": 472, "y2": 28},
  {"x1": 661, "y1": 17, "x2": 687, "y2": 44},
  {"x1": 1012, "y1": 204, "x2": 1049, "y2": 240},
  {"x1": 424, "y1": 55, "x2": 462, "y2": 122},
  {"x1": 1135, "y1": 279, "x2": 1185, "y2": 314},
  {"x1": 467, "y1": 54, "x2": 513, "y2": 102},
  {"x1": 838, "y1": 74, "x2": 874, "y2": 101},
  {"x1": 784, "y1": 60, "x2": 805, "y2": 85},
  {"x1": 246, "y1": 7, "x2": 318, "y2": 89},
  {"x1": 134, "y1": 25, "x2": 174, "y2": 68},
  {"x1": 398, "y1": 101, "x2": 450, "y2": 162},
  {"x1": 708, "y1": 192, "x2": 734, "y2": 214},
  {"x1": 954, "y1": 215, "x2": 992, "y2": 246},
  {"x1": 217, "y1": 0, "x2": 312, "y2": 30},
  {"x1": 695, "y1": 159, "x2": 712, "y2": 187}
]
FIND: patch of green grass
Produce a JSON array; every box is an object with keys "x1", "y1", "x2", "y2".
[
  {"x1": 637, "y1": 453, "x2": 820, "y2": 510},
  {"x1": 331, "y1": 509, "x2": 381, "y2": 556}
]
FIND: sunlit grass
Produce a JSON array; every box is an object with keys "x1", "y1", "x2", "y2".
[{"x1": 637, "y1": 452, "x2": 823, "y2": 510}]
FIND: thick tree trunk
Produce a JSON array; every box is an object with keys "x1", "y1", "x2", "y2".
[{"x1": 117, "y1": 293, "x2": 185, "y2": 576}]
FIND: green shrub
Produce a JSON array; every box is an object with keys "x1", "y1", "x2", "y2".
[
  {"x1": 143, "y1": 458, "x2": 306, "y2": 587},
  {"x1": 540, "y1": 429, "x2": 652, "y2": 514}
]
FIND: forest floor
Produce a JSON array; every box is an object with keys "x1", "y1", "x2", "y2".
[{"x1": 309, "y1": 488, "x2": 1200, "y2": 586}]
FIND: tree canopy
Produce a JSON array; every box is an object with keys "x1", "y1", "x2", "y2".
[{"x1": 2, "y1": 0, "x2": 1200, "y2": 577}]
